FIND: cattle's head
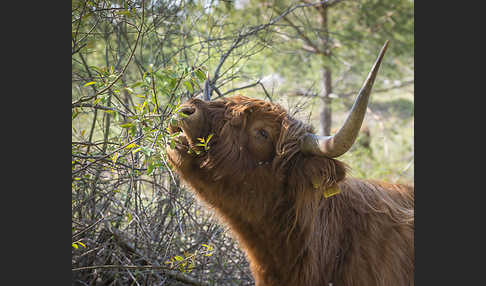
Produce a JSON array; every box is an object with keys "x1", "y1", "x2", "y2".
[
  {"x1": 166, "y1": 96, "x2": 293, "y2": 181},
  {"x1": 166, "y1": 41, "x2": 389, "y2": 217}
]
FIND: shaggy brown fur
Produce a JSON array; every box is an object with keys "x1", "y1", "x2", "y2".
[{"x1": 166, "y1": 96, "x2": 414, "y2": 286}]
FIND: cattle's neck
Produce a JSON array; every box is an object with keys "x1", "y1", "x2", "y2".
[
  {"x1": 200, "y1": 180, "x2": 343, "y2": 286},
  {"x1": 222, "y1": 196, "x2": 344, "y2": 286},
  {"x1": 172, "y1": 158, "x2": 345, "y2": 285}
]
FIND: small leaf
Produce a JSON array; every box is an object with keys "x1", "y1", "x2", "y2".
[
  {"x1": 112, "y1": 152, "x2": 119, "y2": 164},
  {"x1": 84, "y1": 81, "x2": 96, "y2": 87},
  {"x1": 195, "y1": 69, "x2": 206, "y2": 82},
  {"x1": 72, "y1": 243, "x2": 79, "y2": 249},
  {"x1": 125, "y1": 143, "x2": 138, "y2": 150},
  {"x1": 174, "y1": 255, "x2": 184, "y2": 262},
  {"x1": 72, "y1": 110, "x2": 79, "y2": 120},
  {"x1": 120, "y1": 122, "x2": 134, "y2": 128},
  {"x1": 170, "y1": 141, "x2": 176, "y2": 149},
  {"x1": 183, "y1": 80, "x2": 193, "y2": 93},
  {"x1": 147, "y1": 163, "x2": 155, "y2": 175},
  {"x1": 168, "y1": 78, "x2": 177, "y2": 90},
  {"x1": 131, "y1": 81, "x2": 144, "y2": 88},
  {"x1": 170, "y1": 119, "x2": 179, "y2": 126},
  {"x1": 140, "y1": 146, "x2": 154, "y2": 156},
  {"x1": 187, "y1": 262, "x2": 195, "y2": 272},
  {"x1": 177, "y1": 112, "x2": 189, "y2": 118}
]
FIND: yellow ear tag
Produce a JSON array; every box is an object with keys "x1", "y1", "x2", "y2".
[{"x1": 323, "y1": 186, "x2": 341, "y2": 199}]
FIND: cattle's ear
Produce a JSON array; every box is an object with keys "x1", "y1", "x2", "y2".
[{"x1": 286, "y1": 154, "x2": 347, "y2": 195}]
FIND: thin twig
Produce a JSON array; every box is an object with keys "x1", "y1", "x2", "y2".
[
  {"x1": 72, "y1": 215, "x2": 106, "y2": 240},
  {"x1": 72, "y1": 0, "x2": 146, "y2": 106},
  {"x1": 72, "y1": 265, "x2": 209, "y2": 286},
  {"x1": 72, "y1": 134, "x2": 145, "y2": 177}
]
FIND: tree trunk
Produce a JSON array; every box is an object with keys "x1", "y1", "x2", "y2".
[
  {"x1": 317, "y1": 4, "x2": 332, "y2": 136},
  {"x1": 320, "y1": 67, "x2": 332, "y2": 136}
]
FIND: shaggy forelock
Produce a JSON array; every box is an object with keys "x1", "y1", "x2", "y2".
[{"x1": 197, "y1": 96, "x2": 302, "y2": 181}]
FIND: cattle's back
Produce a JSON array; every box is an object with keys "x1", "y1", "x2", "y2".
[{"x1": 331, "y1": 178, "x2": 414, "y2": 285}]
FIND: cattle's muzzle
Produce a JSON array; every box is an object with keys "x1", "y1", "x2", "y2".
[{"x1": 168, "y1": 99, "x2": 207, "y2": 153}]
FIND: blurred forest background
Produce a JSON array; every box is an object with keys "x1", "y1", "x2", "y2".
[{"x1": 72, "y1": 0, "x2": 413, "y2": 285}]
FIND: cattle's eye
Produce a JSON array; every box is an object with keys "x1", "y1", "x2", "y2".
[{"x1": 259, "y1": 129, "x2": 268, "y2": 139}]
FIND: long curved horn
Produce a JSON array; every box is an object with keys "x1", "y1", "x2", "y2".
[{"x1": 300, "y1": 40, "x2": 390, "y2": 158}]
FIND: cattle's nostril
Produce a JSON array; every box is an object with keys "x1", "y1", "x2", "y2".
[{"x1": 179, "y1": 106, "x2": 195, "y2": 116}]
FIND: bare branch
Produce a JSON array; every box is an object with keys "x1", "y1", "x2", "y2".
[{"x1": 72, "y1": 0, "x2": 146, "y2": 107}]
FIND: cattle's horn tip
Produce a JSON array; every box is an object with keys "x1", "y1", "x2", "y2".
[{"x1": 382, "y1": 40, "x2": 390, "y2": 53}]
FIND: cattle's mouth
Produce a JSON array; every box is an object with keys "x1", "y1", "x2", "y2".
[
  {"x1": 167, "y1": 123, "x2": 191, "y2": 152},
  {"x1": 167, "y1": 99, "x2": 211, "y2": 157}
]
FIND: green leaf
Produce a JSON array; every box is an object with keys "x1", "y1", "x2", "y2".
[
  {"x1": 147, "y1": 163, "x2": 155, "y2": 175},
  {"x1": 195, "y1": 69, "x2": 206, "y2": 82},
  {"x1": 174, "y1": 255, "x2": 184, "y2": 262},
  {"x1": 177, "y1": 112, "x2": 189, "y2": 118},
  {"x1": 72, "y1": 243, "x2": 79, "y2": 249},
  {"x1": 129, "y1": 125, "x2": 137, "y2": 137},
  {"x1": 183, "y1": 80, "x2": 193, "y2": 93},
  {"x1": 130, "y1": 81, "x2": 144, "y2": 88},
  {"x1": 112, "y1": 152, "x2": 119, "y2": 164},
  {"x1": 125, "y1": 143, "x2": 138, "y2": 150},
  {"x1": 116, "y1": 9, "x2": 131, "y2": 16},
  {"x1": 168, "y1": 78, "x2": 177, "y2": 90},
  {"x1": 83, "y1": 81, "x2": 96, "y2": 87},
  {"x1": 72, "y1": 110, "x2": 79, "y2": 120},
  {"x1": 170, "y1": 119, "x2": 179, "y2": 127},
  {"x1": 140, "y1": 146, "x2": 154, "y2": 156},
  {"x1": 119, "y1": 122, "x2": 134, "y2": 128}
]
